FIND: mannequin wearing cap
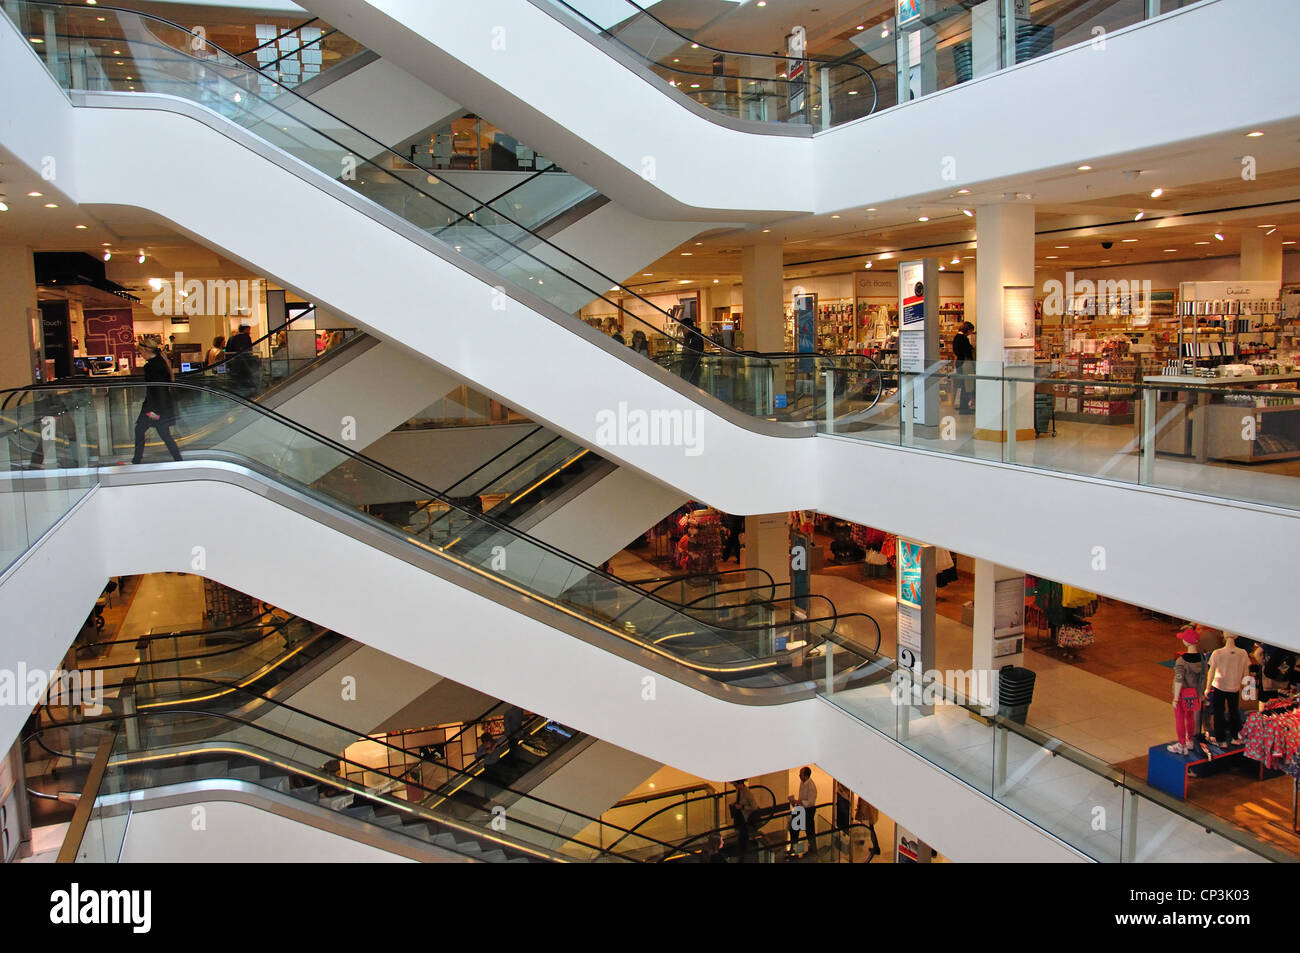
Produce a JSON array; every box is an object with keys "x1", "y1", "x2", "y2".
[
  {"x1": 1167, "y1": 625, "x2": 1205, "y2": 756},
  {"x1": 1205, "y1": 631, "x2": 1251, "y2": 747}
]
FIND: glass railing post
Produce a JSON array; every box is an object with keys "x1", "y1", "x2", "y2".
[
  {"x1": 818, "y1": 67, "x2": 831, "y2": 130},
  {"x1": 1140, "y1": 385, "x2": 1156, "y2": 485},
  {"x1": 993, "y1": 722, "x2": 1008, "y2": 796},
  {"x1": 823, "y1": 635, "x2": 834, "y2": 694},
  {"x1": 823, "y1": 369, "x2": 835, "y2": 433},
  {"x1": 1121, "y1": 787, "x2": 1139, "y2": 862},
  {"x1": 1003, "y1": 375, "x2": 1017, "y2": 464}
]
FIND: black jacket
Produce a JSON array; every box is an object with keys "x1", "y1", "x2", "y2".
[
  {"x1": 141, "y1": 355, "x2": 176, "y2": 421},
  {"x1": 952, "y1": 332, "x2": 974, "y2": 362}
]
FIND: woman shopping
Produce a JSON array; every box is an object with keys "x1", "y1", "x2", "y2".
[{"x1": 131, "y1": 338, "x2": 183, "y2": 465}]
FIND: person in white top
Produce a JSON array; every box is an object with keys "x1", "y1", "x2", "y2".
[
  {"x1": 787, "y1": 766, "x2": 818, "y2": 856},
  {"x1": 1204, "y1": 631, "x2": 1251, "y2": 746}
]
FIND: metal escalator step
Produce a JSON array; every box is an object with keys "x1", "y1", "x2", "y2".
[
  {"x1": 401, "y1": 823, "x2": 431, "y2": 840},
  {"x1": 264, "y1": 775, "x2": 291, "y2": 793},
  {"x1": 288, "y1": 784, "x2": 319, "y2": 802},
  {"x1": 453, "y1": 839, "x2": 483, "y2": 855},
  {"x1": 431, "y1": 832, "x2": 459, "y2": 849},
  {"x1": 506, "y1": 856, "x2": 532, "y2": 863},
  {"x1": 342, "y1": 805, "x2": 375, "y2": 821},
  {"x1": 373, "y1": 812, "x2": 403, "y2": 828},
  {"x1": 188, "y1": 761, "x2": 229, "y2": 781},
  {"x1": 479, "y1": 849, "x2": 508, "y2": 863},
  {"x1": 152, "y1": 766, "x2": 189, "y2": 787},
  {"x1": 229, "y1": 765, "x2": 261, "y2": 782}
]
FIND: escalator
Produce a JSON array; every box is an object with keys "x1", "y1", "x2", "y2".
[
  {"x1": 2, "y1": 4, "x2": 1291, "y2": 686},
  {"x1": 4, "y1": 381, "x2": 1283, "y2": 862}
]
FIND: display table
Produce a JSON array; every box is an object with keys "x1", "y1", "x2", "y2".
[
  {"x1": 1147, "y1": 740, "x2": 1244, "y2": 800},
  {"x1": 1142, "y1": 375, "x2": 1300, "y2": 464}
]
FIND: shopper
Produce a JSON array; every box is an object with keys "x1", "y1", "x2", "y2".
[
  {"x1": 1253, "y1": 642, "x2": 1295, "y2": 702},
  {"x1": 729, "y1": 779, "x2": 760, "y2": 855},
  {"x1": 1167, "y1": 625, "x2": 1206, "y2": 756},
  {"x1": 226, "y1": 321, "x2": 256, "y2": 394},
  {"x1": 952, "y1": 321, "x2": 975, "y2": 413},
  {"x1": 131, "y1": 338, "x2": 183, "y2": 465},
  {"x1": 1205, "y1": 631, "x2": 1250, "y2": 746},
  {"x1": 679, "y1": 315, "x2": 704, "y2": 386},
  {"x1": 630, "y1": 329, "x2": 650, "y2": 357},
  {"x1": 205, "y1": 335, "x2": 226, "y2": 368},
  {"x1": 787, "y1": 766, "x2": 818, "y2": 856},
  {"x1": 612, "y1": 330, "x2": 626, "y2": 346},
  {"x1": 854, "y1": 796, "x2": 882, "y2": 858}
]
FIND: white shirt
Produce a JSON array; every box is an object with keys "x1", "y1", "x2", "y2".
[
  {"x1": 798, "y1": 777, "x2": 817, "y2": 809},
  {"x1": 1209, "y1": 645, "x2": 1250, "y2": 692}
]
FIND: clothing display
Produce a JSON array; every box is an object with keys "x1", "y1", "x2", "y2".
[
  {"x1": 1208, "y1": 644, "x2": 1251, "y2": 692},
  {"x1": 1241, "y1": 700, "x2": 1300, "y2": 777},
  {"x1": 675, "y1": 508, "x2": 725, "y2": 574}
]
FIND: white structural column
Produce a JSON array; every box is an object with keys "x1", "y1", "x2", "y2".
[
  {"x1": 973, "y1": 204, "x2": 1036, "y2": 443},
  {"x1": 0, "y1": 245, "x2": 37, "y2": 391},
  {"x1": 971, "y1": 558, "x2": 1025, "y2": 710},
  {"x1": 1240, "y1": 229, "x2": 1283, "y2": 283},
  {"x1": 743, "y1": 512, "x2": 792, "y2": 591},
  {"x1": 741, "y1": 239, "x2": 784, "y2": 354},
  {"x1": 963, "y1": 262, "x2": 977, "y2": 328}
]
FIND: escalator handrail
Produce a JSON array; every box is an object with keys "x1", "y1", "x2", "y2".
[
  {"x1": 72, "y1": 614, "x2": 307, "y2": 676},
  {"x1": 539, "y1": 0, "x2": 880, "y2": 109},
  {"x1": 4, "y1": 379, "x2": 878, "y2": 661},
  {"x1": 602, "y1": 783, "x2": 777, "y2": 855},
  {"x1": 637, "y1": 566, "x2": 776, "y2": 595},
  {"x1": 31, "y1": 687, "x2": 688, "y2": 857},
  {"x1": 434, "y1": 167, "x2": 578, "y2": 235},
  {"x1": 75, "y1": 606, "x2": 278, "y2": 653},
  {"x1": 19, "y1": 2, "x2": 864, "y2": 377}
]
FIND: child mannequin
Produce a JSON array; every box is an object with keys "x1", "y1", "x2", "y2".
[{"x1": 1167, "y1": 625, "x2": 1205, "y2": 756}]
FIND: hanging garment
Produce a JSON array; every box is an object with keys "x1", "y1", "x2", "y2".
[{"x1": 1061, "y1": 585, "x2": 1099, "y2": 609}]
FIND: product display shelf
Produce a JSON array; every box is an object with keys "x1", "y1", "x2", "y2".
[
  {"x1": 1144, "y1": 373, "x2": 1300, "y2": 463},
  {"x1": 1050, "y1": 353, "x2": 1139, "y2": 426}
]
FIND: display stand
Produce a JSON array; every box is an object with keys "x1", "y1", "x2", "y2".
[
  {"x1": 1147, "y1": 741, "x2": 1246, "y2": 800},
  {"x1": 1271, "y1": 778, "x2": 1300, "y2": 839}
]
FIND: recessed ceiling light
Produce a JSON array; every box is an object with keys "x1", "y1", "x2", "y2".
[
  {"x1": 673, "y1": 58, "x2": 679, "y2": 63},
  {"x1": 1100, "y1": 259, "x2": 1110, "y2": 263},
  {"x1": 866, "y1": 207, "x2": 877, "y2": 212},
  {"x1": 1284, "y1": 241, "x2": 1296, "y2": 245},
  {"x1": 848, "y1": 90, "x2": 858, "y2": 95},
  {"x1": 1163, "y1": 248, "x2": 1178, "y2": 252},
  {"x1": 950, "y1": 256, "x2": 960, "y2": 264},
  {"x1": 681, "y1": 252, "x2": 692, "y2": 256},
  {"x1": 43, "y1": 203, "x2": 57, "y2": 208},
  {"x1": 29, "y1": 37, "x2": 44, "y2": 44},
  {"x1": 756, "y1": 0, "x2": 765, "y2": 5},
  {"x1": 881, "y1": 26, "x2": 888, "y2": 37},
  {"x1": 0, "y1": 202, "x2": 7, "y2": 212},
  {"x1": 690, "y1": 83, "x2": 700, "y2": 88},
  {"x1": 643, "y1": 273, "x2": 653, "y2": 276},
  {"x1": 112, "y1": 49, "x2": 120, "y2": 55},
  {"x1": 918, "y1": 216, "x2": 929, "y2": 222},
  {"x1": 1054, "y1": 245, "x2": 1069, "y2": 249},
  {"x1": 962, "y1": 209, "x2": 973, "y2": 217},
  {"x1": 1149, "y1": 188, "x2": 1163, "y2": 198},
  {"x1": 1076, "y1": 165, "x2": 1092, "y2": 171},
  {"x1": 1122, "y1": 239, "x2": 1138, "y2": 243},
  {"x1": 938, "y1": 265, "x2": 945, "y2": 271},
  {"x1": 856, "y1": 24, "x2": 864, "y2": 30},
  {"x1": 864, "y1": 262, "x2": 872, "y2": 269},
  {"x1": 27, "y1": 191, "x2": 41, "y2": 197},
  {"x1": 761, "y1": 228, "x2": 770, "y2": 233},
  {"x1": 831, "y1": 214, "x2": 840, "y2": 219},
  {"x1": 103, "y1": 251, "x2": 111, "y2": 261},
  {"x1": 690, "y1": 43, "x2": 699, "y2": 49},
  {"x1": 75, "y1": 223, "x2": 89, "y2": 229},
  {"x1": 713, "y1": 279, "x2": 719, "y2": 283},
  {"x1": 1246, "y1": 130, "x2": 1264, "y2": 137},
  {"x1": 1134, "y1": 211, "x2": 1145, "y2": 221},
  {"x1": 955, "y1": 189, "x2": 970, "y2": 195},
  {"x1": 1194, "y1": 241, "x2": 1210, "y2": 245},
  {"x1": 1214, "y1": 233, "x2": 1225, "y2": 241},
  {"x1": 678, "y1": 279, "x2": 691, "y2": 284},
  {"x1": 1045, "y1": 255, "x2": 1058, "y2": 259}
]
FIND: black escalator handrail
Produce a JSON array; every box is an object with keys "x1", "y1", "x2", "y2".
[
  {"x1": 32, "y1": 684, "x2": 687, "y2": 858},
  {"x1": 20, "y1": 3, "x2": 859, "y2": 377},
  {"x1": 434, "y1": 168, "x2": 572, "y2": 235},
  {"x1": 76, "y1": 607, "x2": 277, "y2": 653},
  {"x1": 543, "y1": 0, "x2": 879, "y2": 101},
  {"x1": 2, "y1": 380, "x2": 864, "y2": 666},
  {"x1": 72, "y1": 614, "x2": 316, "y2": 677},
  {"x1": 669, "y1": 798, "x2": 843, "y2": 859},
  {"x1": 391, "y1": 700, "x2": 513, "y2": 784},
  {"x1": 603, "y1": 783, "x2": 777, "y2": 855},
  {"x1": 177, "y1": 305, "x2": 323, "y2": 382},
  {"x1": 637, "y1": 566, "x2": 776, "y2": 596}
]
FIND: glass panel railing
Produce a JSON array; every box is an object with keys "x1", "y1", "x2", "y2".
[
  {"x1": 817, "y1": 363, "x2": 1300, "y2": 511},
  {"x1": 6, "y1": 1, "x2": 883, "y2": 427},
  {"x1": 818, "y1": 636, "x2": 1285, "y2": 862},
  {"x1": 0, "y1": 386, "x2": 97, "y2": 574},
  {"x1": 538, "y1": 0, "x2": 1206, "y2": 130}
]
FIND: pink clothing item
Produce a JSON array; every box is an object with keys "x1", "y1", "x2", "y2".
[
  {"x1": 1175, "y1": 688, "x2": 1199, "y2": 747},
  {"x1": 1208, "y1": 646, "x2": 1250, "y2": 692}
]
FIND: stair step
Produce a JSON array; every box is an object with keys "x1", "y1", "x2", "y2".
[
  {"x1": 229, "y1": 765, "x2": 261, "y2": 782},
  {"x1": 431, "y1": 832, "x2": 459, "y2": 849},
  {"x1": 506, "y1": 856, "x2": 532, "y2": 863},
  {"x1": 401, "y1": 823, "x2": 431, "y2": 841},
  {"x1": 342, "y1": 805, "x2": 375, "y2": 821},
  {"x1": 373, "y1": 812, "x2": 403, "y2": 829},
  {"x1": 479, "y1": 849, "x2": 508, "y2": 863}
]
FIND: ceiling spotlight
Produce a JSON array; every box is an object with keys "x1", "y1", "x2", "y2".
[
  {"x1": 1214, "y1": 233, "x2": 1225, "y2": 241},
  {"x1": 1246, "y1": 130, "x2": 1264, "y2": 137},
  {"x1": 1194, "y1": 241, "x2": 1210, "y2": 245},
  {"x1": 690, "y1": 43, "x2": 699, "y2": 49},
  {"x1": 1266, "y1": 228, "x2": 1277, "y2": 235},
  {"x1": 864, "y1": 262, "x2": 872, "y2": 269},
  {"x1": 856, "y1": 24, "x2": 864, "y2": 30},
  {"x1": 103, "y1": 251, "x2": 111, "y2": 261},
  {"x1": 681, "y1": 252, "x2": 692, "y2": 256},
  {"x1": 938, "y1": 265, "x2": 945, "y2": 271},
  {"x1": 918, "y1": 216, "x2": 929, "y2": 222},
  {"x1": 950, "y1": 256, "x2": 960, "y2": 265},
  {"x1": 761, "y1": 228, "x2": 771, "y2": 233},
  {"x1": 148, "y1": 277, "x2": 163, "y2": 291},
  {"x1": 881, "y1": 26, "x2": 889, "y2": 37},
  {"x1": 44, "y1": 203, "x2": 58, "y2": 208},
  {"x1": 0, "y1": 202, "x2": 7, "y2": 212},
  {"x1": 1134, "y1": 211, "x2": 1144, "y2": 221},
  {"x1": 961, "y1": 209, "x2": 973, "y2": 217},
  {"x1": 677, "y1": 280, "x2": 691, "y2": 284},
  {"x1": 27, "y1": 191, "x2": 42, "y2": 197},
  {"x1": 955, "y1": 189, "x2": 970, "y2": 195},
  {"x1": 75, "y1": 223, "x2": 86, "y2": 229},
  {"x1": 1149, "y1": 188, "x2": 1163, "y2": 198},
  {"x1": 1076, "y1": 165, "x2": 1092, "y2": 171},
  {"x1": 1055, "y1": 245, "x2": 1069, "y2": 249},
  {"x1": 1121, "y1": 238, "x2": 1138, "y2": 243},
  {"x1": 1163, "y1": 248, "x2": 1177, "y2": 252},
  {"x1": 713, "y1": 279, "x2": 719, "y2": 284},
  {"x1": 1045, "y1": 255, "x2": 1058, "y2": 260},
  {"x1": 137, "y1": 250, "x2": 146, "y2": 263}
]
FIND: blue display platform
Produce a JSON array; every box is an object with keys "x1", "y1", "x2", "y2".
[{"x1": 1147, "y1": 740, "x2": 1244, "y2": 799}]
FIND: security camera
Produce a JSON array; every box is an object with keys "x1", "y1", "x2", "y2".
[{"x1": 1101, "y1": 241, "x2": 1113, "y2": 250}]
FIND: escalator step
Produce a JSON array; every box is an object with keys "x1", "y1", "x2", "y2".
[
  {"x1": 288, "y1": 785, "x2": 319, "y2": 802},
  {"x1": 265, "y1": 775, "x2": 291, "y2": 793},
  {"x1": 229, "y1": 765, "x2": 261, "y2": 782},
  {"x1": 479, "y1": 850, "x2": 508, "y2": 863},
  {"x1": 454, "y1": 840, "x2": 483, "y2": 855},
  {"x1": 342, "y1": 805, "x2": 375, "y2": 821},
  {"x1": 431, "y1": 832, "x2": 459, "y2": 849},
  {"x1": 188, "y1": 761, "x2": 229, "y2": 781},
  {"x1": 506, "y1": 856, "x2": 532, "y2": 864},
  {"x1": 401, "y1": 823, "x2": 431, "y2": 841},
  {"x1": 373, "y1": 812, "x2": 403, "y2": 829}
]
